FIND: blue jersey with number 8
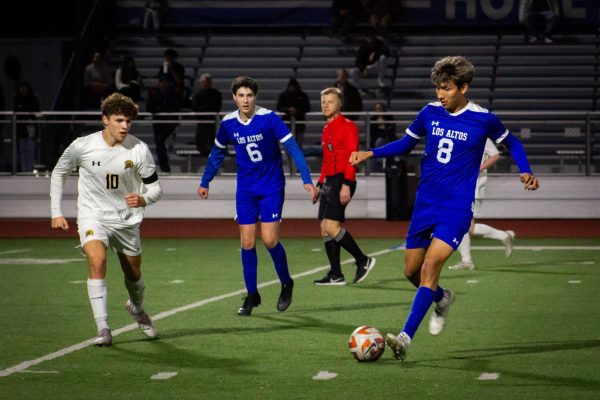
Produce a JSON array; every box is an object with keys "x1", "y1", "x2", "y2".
[
  {"x1": 215, "y1": 107, "x2": 292, "y2": 195},
  {"x1": 407, "y1": 102, "x2": 508, "y2": 211}
]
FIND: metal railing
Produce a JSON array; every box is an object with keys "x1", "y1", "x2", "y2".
[{"x1": 1, "y1": 110, "x2": 598, "y2": 176}]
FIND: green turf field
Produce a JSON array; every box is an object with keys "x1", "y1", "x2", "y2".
[{"x1": 1, "y1": 237, "x2": 599, "y2": 399}]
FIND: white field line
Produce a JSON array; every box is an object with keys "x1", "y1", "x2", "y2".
[
  {"x1": 1, "y1": 244, "x2": 597, "y2": 377},
  {"x1": 0, "y1": 246, "x2": 399, "y2": 378},
  {"x1": 0, "y1": 249, "x2": 30, "y2": 255}
]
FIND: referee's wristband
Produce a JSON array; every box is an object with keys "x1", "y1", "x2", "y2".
[{"x1": 316, "y1": 182, "x2": 323, "y2": 189}]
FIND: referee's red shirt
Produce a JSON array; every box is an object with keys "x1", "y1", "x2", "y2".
[{"x1": 318, "y1": 114, "x2": 358, "y2": 186}]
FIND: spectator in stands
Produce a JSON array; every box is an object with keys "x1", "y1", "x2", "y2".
[
  {"x1": 190, "y1": 73, "x2": 222, "y2": 157},
  {"x1": 519, "y1": 0, "x2": 561, "y2": 43},
  {"x1": 147, "y1": 76, "x2": 181, "y2": 173},
  {"x1": 369, "y1": 101, "x2": 396, "y2": 172},
  {"x1": 276, "y1": 78, "x2": 311, "y2": 148},
  {"x1": 158, "y1": 48, "x2": 186, "y2": 104},
  {"x1": 334, "y1": 68, "x2": 362, "y2": 120},
  {"x1": 365, "y1": 0, "x2": 400, "y2": 36},
  {"x1": 351, "y1": 30, "x2": 390, "y2": 91},
  {"x1": 116, "y1": 56, "x2": 142, "y2": 102},
  {"x1": 448, "y1": 139, "x2": 516, "y2": 271},
  {"x1": 143, "y1": 0, "x2": 168, "y2": 34},
  {"x1": 329, "y1": 0, "x2": 363, "y2": 39},
  {"x1": 83, "y1": 52, "x2": 113, "y2": 109},
  {"x1": 14, "y1": 81, "x2": 40, "y2": 173}
]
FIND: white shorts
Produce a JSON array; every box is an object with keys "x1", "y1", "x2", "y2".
[{"x1": 77, "y1": 219, "x2": 142, "y2": 256}]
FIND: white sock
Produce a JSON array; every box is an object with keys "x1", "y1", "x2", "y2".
[
  {"x1": 457, "y1": 233, "x2": 472, "y2": 264},
  {"x1": 125, "y1": 277, "x2": 145, "y2": 314},
  {"x1": 87, "y1": 279, "x2": 109, "y2": 331},
  {"x1": 473, "y1": 223, "x2": 508, "y2": 241}
]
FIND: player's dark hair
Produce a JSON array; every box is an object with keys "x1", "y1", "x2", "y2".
[
  {"x1": 431, "y1": 56, "x2": 475, "y2": 88},
  {"x1": 231, "y1": 76, "x2": 259, "y2": 96},
  {"x1": 101, "y1": 93, "x2": 139, "y2": 119}
]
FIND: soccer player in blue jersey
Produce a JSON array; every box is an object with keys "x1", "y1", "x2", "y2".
[
  {"x1": 350, "y1": 56, "x2": 539, "y2": 360},
  {"x1": 197, "y1": 76, "x2": 318, "y2": 316}
]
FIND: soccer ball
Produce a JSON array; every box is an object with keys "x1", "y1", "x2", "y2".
[{"x1": 348, "y1": 325, "x2": 385, "y2": 362}]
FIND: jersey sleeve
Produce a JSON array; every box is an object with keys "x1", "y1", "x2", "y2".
[
  {"x1": 50, "y1": 139, "x2": 81, "y2": 218},
  {"x1": 137, "y1": 142, "x2": 158, "y2": 181},
  {"x1": 270, "y1": 112, "x2": 293, "y2": 143},
  {"x1": 487, "y1": 113, "x2": 509, "y2": 143},
  {"x1": 405, "y1": 107, "x2": 428, "y2": 139},
  {"x1": 343, "y1": 121, "x2": 359, "y2": 183},
  {"x1": 214, "y1": 122, "x2": 230, "y2": 148}
]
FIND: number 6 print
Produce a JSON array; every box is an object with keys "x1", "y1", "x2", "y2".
[{"x1": 246, "y1": 143, "x2": 263, "y2": 162}]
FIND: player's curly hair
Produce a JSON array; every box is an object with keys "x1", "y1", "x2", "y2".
[
  {"x1": 431, "y1": 56, "x2": 475, "y2": 88},
  {"x1": 101, "y1": 93, "x2": 139, "y2": 119},
  {"x1": 320, "y1": 87, "x2": 343, "y2": 107},
  {"x1": 231, "y1": 76, "x2": 259, "y2": 95}
]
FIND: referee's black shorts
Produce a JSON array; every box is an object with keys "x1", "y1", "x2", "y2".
[{"x1": 318, "y1": 173, "x2": 356, "y2": 222}]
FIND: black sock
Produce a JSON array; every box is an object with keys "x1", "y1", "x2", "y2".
[
  {"x1": 335, "y1": 229, "x2": 367, "y2": 265},
  {"x1": 324, "y1": 237, "x2": 342, "y2": 276}
]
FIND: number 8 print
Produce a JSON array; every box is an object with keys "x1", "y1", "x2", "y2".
[{"x1": 436, "y1": 138, "x2": 453, "y2": 164}]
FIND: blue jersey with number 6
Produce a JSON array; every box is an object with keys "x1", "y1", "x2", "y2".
[
  {"x1": 407, "y1": 101, "x2": 508, "y2": 211},
  {"x1": 215, "y1": 107, "x2": 292, "y2": 194}
]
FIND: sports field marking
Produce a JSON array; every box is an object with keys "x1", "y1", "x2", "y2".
[
  {"x1": 313, "y1": 371, "x2": 338, "y2": 380},
  {"x1": 0, "y1": 246, "x2": 399, "y2": 378},
  {"x1": 471, "y1": 246, "x2": 600, "y2": 251},
  {"x1": 568, "y1": 280, "x2": 582, "y2": 284},
  {"x1": 19, "y1": 370, "x2": 59, "y2": 374},
  {"x1": 150, "y1": 371, "x2": 178, "y2": 380},
  {"x1": 466, "y1": 280, "x2": 479, "y2": 284},
  {"x1": 69, "y1": 280, "x2": 86, "y2": 284},
  {"x1": 478, "y1": 372, "x2": 500, "y2": 380},
  {"x1": 0, "y1": 258, "x2": 84, "y2": 265},
  {"x1": 169, "y1": 280, "x2": 185, "y2": 284},
  {"x1": 0, "y1": 249, "x2": 30, "y2": 255}
]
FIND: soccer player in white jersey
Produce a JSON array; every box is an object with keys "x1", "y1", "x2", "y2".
[
  {"x1": 198, "y1": 76, "x2": 317, "y2": 316},
  {"x1": 50, "y1": 93, "x2": 162, "y2": 346},
  {"x1": 350, "y1": 56, "x2": 539, "y2": 361},
  {"x1": 449, "y1": 138, "x2": 516, "y2": 270}
]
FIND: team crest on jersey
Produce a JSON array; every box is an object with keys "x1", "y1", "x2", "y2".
[
  {"x1": 124, "y1": 160, "x2": 134, "y2": 169},
  {"x1": 85, "y1": 229, "x2": 94, "y2": 237}
]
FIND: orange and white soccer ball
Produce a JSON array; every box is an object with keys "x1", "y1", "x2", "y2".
[{"x1": 348, "y1": 325, "x2": 385, "y2": 362}]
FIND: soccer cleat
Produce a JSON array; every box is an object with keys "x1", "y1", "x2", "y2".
[
  {"x1": 126, "y1": 300, "x2": 158, "y2": 338},
  {"x1": 277, "y1": 279, "x2": 294, "y2": 312},
  {"x1": 448, "y1": 261, "x2": 475, "y2": 271},
  {"x1": 503, "y1": 230, "x2": 516, "y2": 258},
  {"x1": 354, "y1": 257, "x2": 376, "y2": 284},
  {"x1": 94, "y1": 328, "x2": 112, "y2": 347},
  {"x1": 385, "y1": 332, "x2": 410, "y2": 361},
  {"x1": 238, "y1": 291, "x2": 261, "y2": 316},
  {"x1": 429, "y1": 289, "x2": 455, "y2": 336},
  {"x1": 313, "y1": 273, "x2": 347, "y2": 286}
]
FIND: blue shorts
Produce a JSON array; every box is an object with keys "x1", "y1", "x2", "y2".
[
  {"x1": 406, "y1": 200, "x2": 472, "y2": 250},
  {"x1": 236, "y1": 189, "x2": 284, "y2": 225}
]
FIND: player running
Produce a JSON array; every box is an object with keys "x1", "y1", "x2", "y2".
[
  {"x1": 350, "y1": 56, "x2": 539, "y2": 360},
  {"x1": 51, "y1": 93, "x2": 162, "y2": 346}
]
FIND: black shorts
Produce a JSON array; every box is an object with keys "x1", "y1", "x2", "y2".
[{"x1": 318, "y1": 174, "x2": 356, "y2": 222}]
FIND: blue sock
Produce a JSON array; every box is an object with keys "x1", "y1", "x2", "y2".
[
  {"x1": 434, "y1": 286, "x2": 445, "y2": 303},
  {"x1": 241, "y1": 247, "x2": 258, "y2": 293},
  {"x1": 403, "y1": 286, "x2": 436, "y2": 338},
  {"x1": 267, "y1": 242, "x2": 292, "y2": 284}
]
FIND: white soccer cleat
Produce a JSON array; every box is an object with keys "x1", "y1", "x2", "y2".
[
  {"x1": 448, "y1": 261, "x2": 475, "y2": 270},
  {"x1": 94, "y1": 328, "x2": 112, "y2": 347},
  {"x1": 503, "y1": 230, "x2": 516, "y2": 258},
  {"x1": 385, "y1": 332, "x2": 410, "y2": 361},
  {"x1": 126, "y1": 300, "x2": 158, "y2": 338},
  {"x1": 429, "y1": 289, "x2": 455, "y2": 336}
]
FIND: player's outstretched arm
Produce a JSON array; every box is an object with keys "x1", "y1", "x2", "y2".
[
  {"x1": 520, "y1": 173, "x2": 539, "y2": 190},
  {"x1": 349, "y1": 151, "x2": 373, "y2": 166},
  {"x1": 197, "y1": 186, "x2": 209, "y2": 199},
  {"x1": 51, "y1": 216, "x2": 69, "y2": 231}
]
